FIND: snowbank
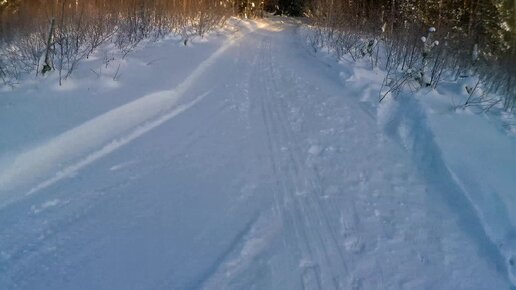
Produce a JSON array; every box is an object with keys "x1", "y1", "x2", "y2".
[
  {"x1": 300, "y1": 25, "x2": 516, "y2": 285},
  {"x1": 357, "y1": 59, "x2": 516, "y2": 287},
  {"x1": 0, "y1": 19, "x2": 251, "y2": 206}
]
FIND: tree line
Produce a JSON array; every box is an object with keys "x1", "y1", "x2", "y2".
[{"x1": 1, "y1": 0, "x2": 514, "y2": 110}]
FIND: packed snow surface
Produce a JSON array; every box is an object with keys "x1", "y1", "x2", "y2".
[{"x1": 0, "y1": 18, "x2": 515, "y2": 289}]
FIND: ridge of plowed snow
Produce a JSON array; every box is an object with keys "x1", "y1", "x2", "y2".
[{"x1": 0, "y1": 28, "x2": 247, "y2": 205}]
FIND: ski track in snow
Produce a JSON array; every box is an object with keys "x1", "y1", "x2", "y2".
[
  {"x1": 0, "y1": 18, "x2": 513, "y2": 289},
  {"x1": 256, "y1": 38, "x2": 350, "y2": 289}
]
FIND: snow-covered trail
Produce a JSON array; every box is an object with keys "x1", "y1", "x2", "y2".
[{"x1": 0, "y1": 19, "x2": 512, "y2": 289}]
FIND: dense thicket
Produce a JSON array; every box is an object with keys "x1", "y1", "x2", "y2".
[
  {"x1": 263, "y1": 0, "x2": 305, "y2": 16},
  {"x1": 0, "y1": 0, "x2": 235, "y2": 85},
  {"x1": 305, "y1": 0, "x2": 515, "y2": 110}
]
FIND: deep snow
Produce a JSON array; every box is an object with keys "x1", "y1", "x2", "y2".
[{"x1": 0, "y1": 18, "x2": 515, "y2": 289}]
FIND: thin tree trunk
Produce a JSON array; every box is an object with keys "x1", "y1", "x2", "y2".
[{"x1": 42, "y1": 17, "x2": 56, "y2": 75}]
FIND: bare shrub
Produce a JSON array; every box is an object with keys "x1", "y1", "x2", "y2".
[{"x1": 0, "y1": 0, "x2": 235, "y2": 86}]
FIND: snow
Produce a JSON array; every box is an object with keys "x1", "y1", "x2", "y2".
[
  {"x1": 307, "y1": 144, "x2": 323, "y2": 156},
  {"x1": 417, "y1": 88, "x2": 516, "y2": 286},
  {"x1": 30, "y1": 199, "x2": 62, "y2": 215},
  {"x1": 0, "y1": 29, "x2": 243, "y2": 203},
  {"x1": 0, "y1": 17, "x2": 514, "y2": 289},
  {"x1": 330, "y1": 42, "x2": 516, "y2": 286}
]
